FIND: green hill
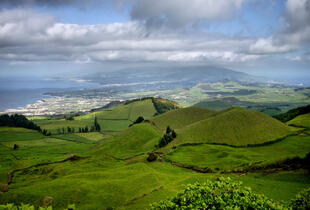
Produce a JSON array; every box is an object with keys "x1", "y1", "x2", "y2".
[
  {"x1": 287, "y1": 113, "x2": 310, "y2": 128},
  {"x1": 94, "y1": 123, "x2": 161, "y2": 159},
  {"x1": 152, "y1": 107, "x2": 216, "y2": 131},
  {"x1": 173, "y1": 107, "x2": 291, "y2": 146}
]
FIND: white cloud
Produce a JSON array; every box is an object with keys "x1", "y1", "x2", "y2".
[
  {"x1": 249, "y1": 38, "x2": 297, "y2": 54},
  {"x1": 130, "y1": 0, "x2": 245, "y2": 28},
  {"x1": 0, "y1": 8, "x2": 263, "y2": 66},
  {"x1": 249, "y1": 0, "x2": 310, "y2": 55}
]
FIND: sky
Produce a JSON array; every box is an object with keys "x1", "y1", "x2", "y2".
[{"x1": 0, "y1": 0, "x2": 309, "y2": 84}]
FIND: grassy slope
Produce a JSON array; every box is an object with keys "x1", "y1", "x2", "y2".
[
  {"x1": 166, "y1": 135, "x2": 310, "y2": 171},
  {"x1": 152, "y1": 107, "x2": 216, "y2": 131},
  {"x1": 287, "y1": 113, "x2": 310, "y2": 128},
  {"x1": 0, "y1": 127, "x2": 45, "y2": 142},
  {"x1": 173, "y1": 107, "x2": 291, "y2": 146},
  {"x1": 95, "y1": 123, "x2": 162, "y2": 159}
]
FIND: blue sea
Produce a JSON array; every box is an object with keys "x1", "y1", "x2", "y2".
[
  {"x1": 0, "y1": 89, "x2": 50, "y2": 111},
  {"x1": 0, "y1": 77, "x2": 97, "y2": 112}
]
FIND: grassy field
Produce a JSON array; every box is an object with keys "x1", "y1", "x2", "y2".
[
  {"x1": 1, "y1": 100, "x2": 310, "y2": 209},
  {"x1": 166, "y1": 134, "x2": 310, "y2": 171},
  {"x1": 0, "y1": 127, "x2": 45, "y2": 142}
]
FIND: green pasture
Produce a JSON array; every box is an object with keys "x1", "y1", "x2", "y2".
[{"x1": 166, "y1": 134, "x2": 310, "y2": 171}]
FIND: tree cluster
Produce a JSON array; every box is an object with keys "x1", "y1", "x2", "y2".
[
  {"x1": 157, "y1": 126, "x2": 177, "y2": 148},
  {"x1": 42, "y1": 129, "x2": 51, "y2": 136},
  {"x1": 0, "y1": 114, "x2": 41, "y2": 132}
]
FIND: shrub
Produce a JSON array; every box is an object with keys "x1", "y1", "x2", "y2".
[
  {"x1": 150, "y1": 177, "x2": 285, "y2": 209},
  {"x1": 147, "y1": 152, "x2": 158, "y2": 162},
  {"x1": 129, "y1": 116, "x2": 144, "y2": 127},
  {"x1": 290, "y1": 187, "x2": 310, "y2": 210}
]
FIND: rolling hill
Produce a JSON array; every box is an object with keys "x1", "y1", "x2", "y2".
[
  {"x1": 172, "y1": 107, "x2": 292, "y2": 146},
  {"x1": 152, "y1": 107, "x2": 217, "y2": 131},
  {"x1": 94, "y1": 123, "x2": 161, "y2": 159},
  {"x1": 287, "y1": 113, "x2": 310, "y2": 128}
]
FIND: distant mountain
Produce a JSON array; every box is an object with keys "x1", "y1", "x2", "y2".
[{"x1": 85, "y1": 66, "x2": 266, "y2": 89}]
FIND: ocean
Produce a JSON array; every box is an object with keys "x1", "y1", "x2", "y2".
[
  {"x1": 0, "y1": 89, "x2": 51, "y2": 111},
  {"x1": 0, "y1": 78, "x2": 96, "y2": 112}
]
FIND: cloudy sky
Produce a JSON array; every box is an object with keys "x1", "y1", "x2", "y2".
[{"x1": 0, "y1": 0, "x2": 309, "y2": 83}]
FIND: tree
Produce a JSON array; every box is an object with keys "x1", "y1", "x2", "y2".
[
  {"x1": 84, "y1": 125, "x2": 89, "y2": 133},
  {"x1": 166, "y1": 126, "x2": 171, "y2": 134},
  {"x1": 94, "y1": 116, "x2": 101, "y2": 131},
  {"x1": 95, "y1": 123, "x2": 101, "y2": 132},
  {"x1": 171, "y1": 130, "x2": 177, "y2": 138},
  {"x1": 13, "y1": 144, "x2": 19, "y2": 150},
  {"x1": 62, "y1": 127, "x2": 65, "y2": 134},
  {"x1": 79, "y1": 127, "x2": 82, "y2": 133},
  {"x1": 67, "y1": 126, "x2": 71, "y2": 133}
]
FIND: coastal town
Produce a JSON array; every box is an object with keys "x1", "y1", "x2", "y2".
[{"x1": 0, "y1": 96, "x2": 116, "y2": 116}]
